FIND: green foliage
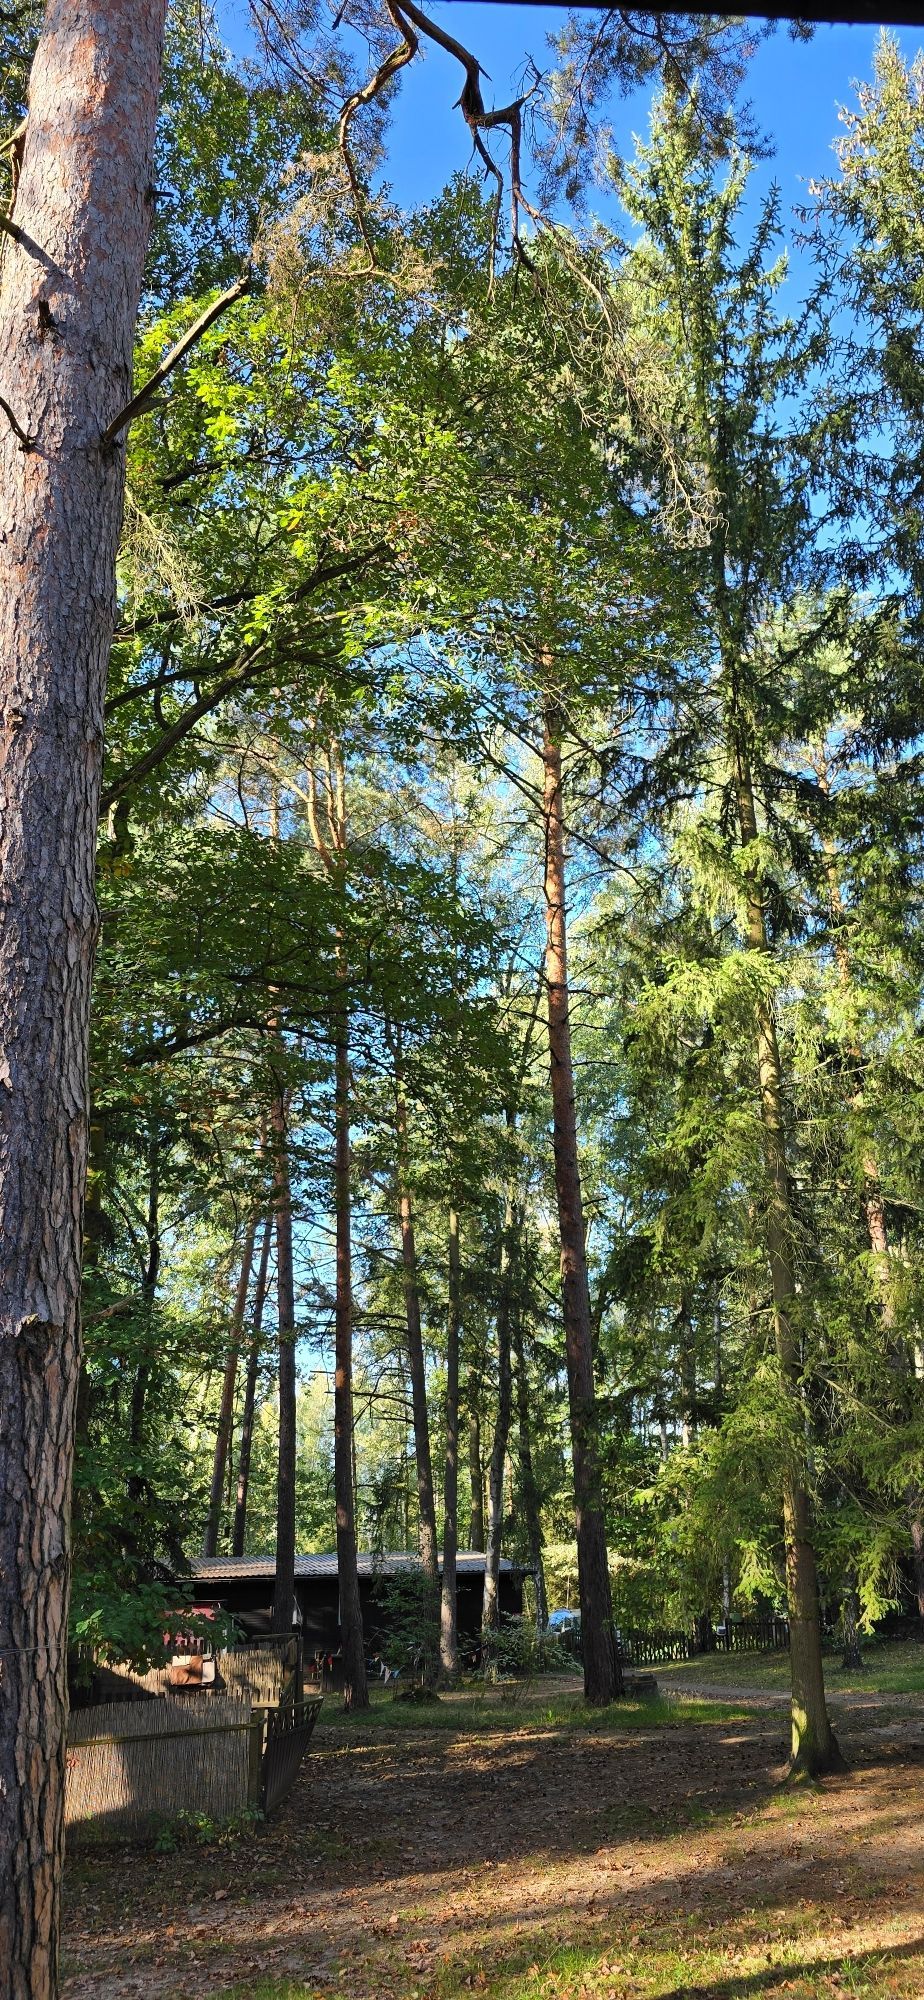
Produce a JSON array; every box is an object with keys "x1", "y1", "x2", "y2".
[
  {"x1": 371, "y1": 1564, "x2": 441, "y2": 1686},
  {"x1": 153, "y1": 1803, "x2": 263, "y2": 1853},
  {"x1": 72, "y1": 21, "x2": 924, "y2": 1686},
  {"x1": 480, "y1": 1615, "x2": 579, "y2": 1682}
]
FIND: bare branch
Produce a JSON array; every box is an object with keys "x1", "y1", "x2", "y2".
[{"x1": 337, "y1": 13, "x2": 419, "y2": 268}]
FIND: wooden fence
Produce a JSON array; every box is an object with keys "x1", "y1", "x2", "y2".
[
  {"x1": 66, "y1": 1697, "x2": 261, "y2": 1845},
  {"x1": 617, "y1": 1628, "x2": 695, "y2": 1666},
  {"x1": 713, "y1": 1616, "x2": 790, "y2": 1653},
  {"x1": 616, "y1": 1617, "x2": 791, "y2": 1667}
]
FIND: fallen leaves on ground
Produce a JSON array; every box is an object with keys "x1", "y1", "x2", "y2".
[{"x1": 61, "y1": 1685, "x2": 924, "y2": 2000}]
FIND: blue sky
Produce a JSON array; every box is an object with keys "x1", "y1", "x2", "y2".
[
  {"x1": 218, "y1": 5, "x2": 924, "y2": 299},
  {"x1": 377, "y1": 8, "x2": 919, "y2": 215}
]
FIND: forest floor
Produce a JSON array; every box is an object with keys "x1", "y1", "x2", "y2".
[{"x1": 62, "y1": 1678, "x2": 924, "y2": 2000}]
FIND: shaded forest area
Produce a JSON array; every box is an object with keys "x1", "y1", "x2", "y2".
[{"x1": 6, "y1": 1, "x2": 924, "y2": 1992}]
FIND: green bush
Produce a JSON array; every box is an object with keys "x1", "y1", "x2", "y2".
[{"x1": 481, "y1": 1614, "x2": 580, "y2": 1681}]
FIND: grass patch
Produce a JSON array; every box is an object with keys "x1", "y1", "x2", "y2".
[
  {"x1": 315, "y1": 1683, "x2": 754, "y2": 1737},
  {"x1": 314, "y1": 1680, "x2": 756, "y2": 1744},
  {"x1": 211, "y1": 1919, "x2": 924, "y2": 2000},
  {"x1": 658, "y1": 1639, "x2": 924, "y2": 1697}
]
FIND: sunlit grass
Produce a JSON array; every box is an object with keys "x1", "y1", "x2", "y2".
[
  {"x1": 315, "y1": 1683, "x2": 753, "y2": 1736},
  {"x1": 212, "y1": 1918, "x2": 924, "y2": 2000},
  {"x1": 658, "y1": 1639, "x2": 924, "y2": 1697}
]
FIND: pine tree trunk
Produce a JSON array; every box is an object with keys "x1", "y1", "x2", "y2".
[
  {"x1": 393, "y1": 1037, "x2": 439, "y2": 1590},
  {"x1": 733, "y1": 746, "x2": 840, "y2": 1775},
  {"x1": 483, "y1": 1195, "x2": 515, "y2": 1631},
  {"x1": 0, "y1": 7, "x2": 167, "y2": 1989},
  {"x1": 513, "y1": 1306, "x2": 548, "y2": 1634},
  {"x1": 840, "y1": 1570, "x2": 864, "y2": 1670},
  {"x1": 468, "y1": 1383, "x2": 485, "y2": 1549},
  {"x1": 542, "y1": 706, "x2": 621, "y2": 1704},
  {"x1": 333, "y1": 1000, "x2": 368, "y2": 1709},
  {"x1": 127, "y1": 1123, "x2": 161, "y2": 1505},
  {"x1": 203, "y1": 1213, "x2": 258, "y2": 1557},
  {"x1": 232, "y1": 1210, "x2": 273, "y2": 1556},
  {"x1": 271, "y1": 1088, "x2": 297, "y2": 1636},
  {"x1": 440, "y1": 1206, "x2": 462, "y2": 1677}
]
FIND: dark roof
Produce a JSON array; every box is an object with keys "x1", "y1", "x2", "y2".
[{"x1": 192, "y1": 1551, "x2": 525, "y2": 1583}]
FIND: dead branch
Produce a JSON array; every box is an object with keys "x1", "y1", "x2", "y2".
[
  {"x1": 0, "y1": 390, "x2": 33, "y2": 449},
  {"x1": 338, "y1": 14, "x2": 419, "y2": 269}
]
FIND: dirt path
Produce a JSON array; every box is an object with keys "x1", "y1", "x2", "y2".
[{"x1": 62, "y1": 1696, "x2": 924, "y2": 2000}]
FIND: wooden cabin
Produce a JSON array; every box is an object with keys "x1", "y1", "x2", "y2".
[{"x1": 189, "y1": 1551, "x2": 526, "y2": 1661}]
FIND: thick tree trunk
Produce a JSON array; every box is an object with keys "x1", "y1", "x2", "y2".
[
  {"x1": 233, "y1": 1210, "x2": 273, "y2": 1557},
  {"x1": 333, "y1": 1003, "x2": 368, "y2": 1709},
  {"x1": 468, "y1": 1381, "x2": 485, "y2": 1549},
  {"x1": 542, "y1": 707, "x2": 621, "y2": 1704},
  {"x1": 0, "y1": 7, "x2": 167, "y2": 1990},
  {"x1": 203, "y1": 1212, "x2": 258, "y2": 1558},
  {"x1": 734, "y1": 745, "x2": 840, "y2": 1776},
  {"x1": 513, "y1": 1306, "x2": 548, "y2": 1634},
  {"x1": 440, "y1": 1206, "x2": 462, "y2": 1677},
  {"x1": 483, "y1": 1195, "x2": 515, "y2": 1631},
  {"x1": 271, "y1": 1088, "x2": 297, "y2": 1636},
  {"x1": 393, "y1": 1038, "x2": 439, "y2": 1591}
]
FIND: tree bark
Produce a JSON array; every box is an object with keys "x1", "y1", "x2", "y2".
[
  {"x1": 392, "y1": 1030, "x2": 439, "y2": 1592},
  {"x1": 542, "y1": 706, "x2": 622, "y2": 1704},
  {"x1": 296, "y1": 740, "x2": 367, "y2": 1700},
  {"x1": 270, "y1": 1086, "x2": 297, "y2": 1636},
  {"x1": 482, "y1": 1193, "x2": 515, "y2": 1631},
  {"x1": 513, "y1": 1304, "x2": 548, "y2": 1635},
  {"x1": 0, "y1": 6, "x2": 167, "y2": 1990},
  {"x1": 440, "y1": 1206, "x2": 462, "y2": 1677},
  {"x1": 333, "y1": 996, "x2": 368, "y2": 1709},
  {"x1": 468, "y1": 1380, "x2": 485, "y2": 1549},
  {"x1": 677, "y1": 1295, "x2": 696, "y2": 1448},
  {"x1": 203, "y1": 1211, "x2": 258, "y2": 1558},
  {"x1": 840, "y1": 1570, "x2": 864, "y2": 1671},
  {"x1": 733, "y1": 742, "x2": 840, "y2": 1776},
  {"x1": 127, "y1": 1119, "x2": 161, "y2": 1505},
  {"x1": 232, "y1": 1210, "x2": 273, "y2": 1557}
]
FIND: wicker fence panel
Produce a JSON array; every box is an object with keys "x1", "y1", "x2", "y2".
[
  {"x1": 109, "y1": 1639, "x2": 295, "y2": 1706},
  {"x1": 66, "y1": 1697, "x2": 259, "y2": 1844},
  {"x1": 221, "y1": 1643, "x2": 296, "y2": 1705}
]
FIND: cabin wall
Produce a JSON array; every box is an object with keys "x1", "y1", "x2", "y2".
[{"x1": 197, "y1": 1566, "x2": 525, "y2": 1655}]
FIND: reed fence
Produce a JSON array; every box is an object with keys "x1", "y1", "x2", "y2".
[
  {"x1": 109, "y1": 1637, "x2": 298, "y2": 1706},
  {"x1": 66, "y1": 1696, "x2": 261, "y2": 1845}
]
